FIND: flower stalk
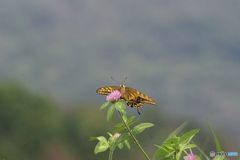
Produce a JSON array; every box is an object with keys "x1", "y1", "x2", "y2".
[
  {"x1": 117, "y1": 111, "x2": 151, "y2": 160},
  {"x1": 108, "y1": 148, "x2": 114, "y2": 160}
]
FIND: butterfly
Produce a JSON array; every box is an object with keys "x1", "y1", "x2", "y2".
[{"x1": 96, "y1": 84, "x2": 156, "y2": 114}]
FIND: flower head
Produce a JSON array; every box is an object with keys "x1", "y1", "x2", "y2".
[
  {"x1": 106, "y1": 90, "x2": 121, "y2": 102},
  {"x1": 112, "y1": 133, "x2": 121, "y2": 140},
  {"x1": 184, "y1": 149, "x2": 196, "y2": 160}
]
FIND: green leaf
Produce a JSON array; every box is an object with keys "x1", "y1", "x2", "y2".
[
  {"x1": 124, "y1": 140, "x2": 131, "y2": 149},
  {"x1": 126, "y1": 116, "x2": 137, "y2": 126},
  {"x1": 154, "y1": 124, "x2": 199, "y2": 160},
  {"x1": 114, "y1": 116, "x2": 136, "y2": 132},
  {"x1": 183, "y1": 143, "x2": 197, "y2": 150},
  {"x1": 166, "y1": 151, "x2": 176, "y2": 158},
  {"x1": 115, "y1": 133, "x2": 130, "y2": 145},
  {"x1": 208, "y1": 124, "x2": 223, "y2": 152},
  {"x1": 117, "y1": 142, "x2": 124, "y2": 149},
  {"x1": 132, "y1": 123, "x2": 154, "y2": 134},
  {"x1": 164, "y1": 136, "x2": 180, "y2": 147},
  {"x1": 114, "y1": 123, "x2": 125, "y2": 132},
  {"x1": 153, "y1": 145, "x2": 173, "y2": 160},
  {"x1": 108, "y1": 136, "x2": 114, "y2": 145},
  {"x1": 96, "y1": 136, "x2": 108, "y2": 142},
  {"x1": 179, "y1": 129, "x2": 199, "y2": 144},
  {"x1": 94, "y1": 136, "x2": 109, "y2": 154},
  {"x1": 107, "y1": 105, "x2": 115, "y2": 121},
  {"x1": 165, "y1": 122, "x2": 188, "y2": 142},
  {"x1": 107, "y1": 132, "x2": 113, "y2": 137},
  {"x1": 100, "y1": 102, "x2": 110, "y2": 110},
  {"x1": 114, "y1": 101, "x2": 126, "y2": 114},
  {"x1": 176, "y1": 149, "x2": 183, "y2": 160}
]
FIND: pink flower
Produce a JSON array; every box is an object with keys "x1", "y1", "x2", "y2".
[
  {"x1": 184, "y1": 150, "x2": 196, "y2": 160},
  {"x1": 106, "y1": 90, "x2": 121, "y2": 102}
]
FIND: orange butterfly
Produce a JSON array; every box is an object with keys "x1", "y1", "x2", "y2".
[{"x1": 96, "y1": 84, "x2": 156, "y2": 114}]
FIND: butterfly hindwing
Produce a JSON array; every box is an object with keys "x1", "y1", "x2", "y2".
[{"x1": 125, "y1": 87, "x2": 156, "y2": 105}]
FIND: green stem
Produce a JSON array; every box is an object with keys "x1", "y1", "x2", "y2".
[
  {"x1": 108, "y1": 148, "x2": 114, "y2": 160},
  {"x1": 118, "y1": 111, "x2": 151, "y2": 160}
]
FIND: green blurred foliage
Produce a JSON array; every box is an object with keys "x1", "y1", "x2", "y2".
[
  {"x1": 0, "y1": 82, "x2": 61, "y2": 160},
  {"x1": 0, "y1": 82, "x2": 228, "y2": 160},
  {"x1": 61, "y1": 106, "x2": 110, "y2": 160},
  {"x1": 0, "y1": 82, "x2": 117, "y2": 160}
]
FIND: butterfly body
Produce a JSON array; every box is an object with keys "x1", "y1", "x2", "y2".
[{"x1": 96, "y1": 85, "x2": 156, "y2": 114}]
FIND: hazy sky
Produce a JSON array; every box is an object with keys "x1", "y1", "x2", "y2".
[{"x1": 0, "y1": 0, "x2": 239, "y2": 147}]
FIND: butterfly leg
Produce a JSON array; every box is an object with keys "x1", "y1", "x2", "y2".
[
  {"x1": 135, "y1": 102, "x2": 143, "y2": 115},
  {"x1": 137, "y1": 107, "x2": 141, "y2": 115},
  {"x1": 127, "y1": 99, "x2": 143, "y2": 114}
]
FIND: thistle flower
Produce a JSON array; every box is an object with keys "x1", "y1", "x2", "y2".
[
  {"x1": 184, "y1": 149, "x2": 196, "y2": 160},
  {"x1": 106, "y1": 90, "x2": 121, "y2": 102}
]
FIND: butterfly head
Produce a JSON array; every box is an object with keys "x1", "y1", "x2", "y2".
[
  {"x1": 119, "y1": 84, "x2": 126, "y2": 94},
  {"x1": 119, "y1": 84, "x2": 125, "y2": 88}
]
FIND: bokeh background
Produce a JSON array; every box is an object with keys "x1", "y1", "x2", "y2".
[{"x1": 0, "y1": 0, "x2": 239, "y2": 159}]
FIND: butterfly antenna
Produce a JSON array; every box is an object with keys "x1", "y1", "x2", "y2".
[
  {"x1": 110, "y1": 76, "x2": 120, "y2": 84},
  {"x1": 111, "y1": 76, "x2": 128, "y2": 85},
  {"x1": 122, "y1": 76, "x2": 128, "y2": 85}
]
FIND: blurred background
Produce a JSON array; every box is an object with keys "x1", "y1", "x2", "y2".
[{"x1": 0, "y1": 0, "x2": 239, "y2": 159}]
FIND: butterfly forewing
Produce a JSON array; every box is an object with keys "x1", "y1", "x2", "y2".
[{"x1": 96, "y1": 86, "x2": 121, "y2": 95}]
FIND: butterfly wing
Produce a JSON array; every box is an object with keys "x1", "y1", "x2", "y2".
[
  {"x1": 125, "y1": 87, "x2": 156, "y2": 105},
  {"x1": 96, "y1": 86, "x2": 121, "y2": 95}
]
